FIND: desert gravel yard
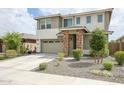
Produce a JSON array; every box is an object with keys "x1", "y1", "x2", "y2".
[{"x1": 33, "y1": 56, "x2": 124, "y2": 84}]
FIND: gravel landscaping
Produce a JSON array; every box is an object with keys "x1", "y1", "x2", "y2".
[{"x1": 33, "y1": 56, "x2": 124, "y2": 84}]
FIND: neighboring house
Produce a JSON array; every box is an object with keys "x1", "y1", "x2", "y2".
[
  {"x1": 20, "y1": 33, "x2": 36, "y2": 53},
  {"x1": 116, "y1": 36, "x2": 124, "y2": 51},
  {"x1": 0, "y1": 33, "x2": 36, "y2": 53},
  {"x1": 109, "y1": 36, "x2": 124, "y2": 55},
  {"x1": 35, "y1": 8, "x2": 113, "y2": 56}
]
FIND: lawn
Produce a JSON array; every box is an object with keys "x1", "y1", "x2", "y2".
[{"x1": 33, "y1": 56, "x2": 124, "y2": 84}]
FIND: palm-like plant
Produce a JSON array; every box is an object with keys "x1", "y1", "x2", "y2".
[{"x1": 2, "y1": 32, "x2": 22, "y2": 51}]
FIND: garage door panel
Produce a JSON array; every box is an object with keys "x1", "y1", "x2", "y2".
[{"x1": 42, "y1": 40, "x2": 63, "y2": 53}]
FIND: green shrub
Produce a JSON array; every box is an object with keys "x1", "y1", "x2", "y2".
[
  {"x1": 90, "y1": 48, "x2": 109, "y2": 57},
  {"x1": 39, "y1": 63, "x2": 48, "y2": 70},
  {"x1": 20, "y1": 46, "x2": 26, "y2": 54},
  {"x1": 114, "y1": 51, "x2": 124, "y2": 65},
  {"x1": 73, "y1": 49, "x2": 82, "y2": 61},
  {"x1": 0, "y1": 55, "x2": 6, "y2": 60},
  {"x1": 102, "y1": 70, "x2": 113, "y2": 77},
  {"x1": 90, "y1": 69, "x2": 113, "y2": 77},
  {"x1": 103, "y1": 61, "x2": 113, "y2": 71},
  {"x1": 104, "y1": 48, "x2": 109, "y2": 57},
  {"x1": 57, "y1": 52, "x2": 64, "y2": 61},
  {"x1": 55, "y1": 59, "x2": 61, "y2": 66},
  {"x1": 90, "y1": 69, "x2": 101, "y2": 76},
  {"x1": 6, "y1": 50, "x2": 17, "y2": 57}
]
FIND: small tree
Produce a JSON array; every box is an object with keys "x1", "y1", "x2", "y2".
[
  {"x1": 2, "y1": 32, "x2": 22, "y2": 51},
  {"x1": 90, "y1": 28, "x2": 107, "y2": 63}
]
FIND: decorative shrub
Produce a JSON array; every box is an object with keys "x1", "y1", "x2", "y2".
[
  {"x1": 90, "y1": 69, "x2": 101, "y2": 76},
  {"x1": 90, "y1": 47, "x2": 109, "y2": 57},
  {"x1": 90, "y1": 69, "x2": 113, "y2": 77},
  {"x1": 57, "y1": 52, "x2": 64, "y2": 61},
  {"x1": 6, "y1": 50, "x2": 17, "y2": 57},
  {"x1": 102, "y1": 70, "x2": 113, "y2": 77},
  {"x1": 39, "y1": 63, "x2": 48, "y2": 70},
  {"x1": 103, "y1": 48, "x2": 109, "y2": 57},
  {"x1": 103, "y1": 61, "x2": 113, "y2": 71},
  {"x1": 114, "y1": 51, "x2": 124, "y2": 65},
  {"x1": 0, "y1": 55, "x2": 6, "y2": 60},
  {"x1": 73, "y1": 49, "x2": 82, "y2": 61},
  {"x1": 55, "y1": 59, "x2": 60, "y2": 66},
  {"x1": 20, "y1": 46, "x2": 26, "y2": 54}
]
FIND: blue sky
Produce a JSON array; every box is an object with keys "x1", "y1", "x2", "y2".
[
  {"x1": 0, "y1": 8, "x2": 124, "y2": 41},
  {"x1": 28, "y1": 8, "x2": 43, "y2": 16}
]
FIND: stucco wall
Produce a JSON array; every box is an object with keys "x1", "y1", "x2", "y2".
[
  {"x1": 36, "y1": 28, "x2": 60, "y2": 39},
  {"x1": 80, "y1": 13, "x2": 105, "y2": 31},
  {"x1": 36, "y1": 39, "x2": 41, "y2": 52}
]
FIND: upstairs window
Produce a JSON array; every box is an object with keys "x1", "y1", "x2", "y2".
[
  {"x1": 98, "y1": 15, "x2": 103, "y2": 23},
  {"x1": 76, "y1": 17, "x2": 80, "y2": 25},
  {"x1": 64, "y1": 19, "x2": 67, "y2": 27},
  {"x1": 64, "y1": 18, "x2": 72, "y2": 27},
  {"x1": 86, "y1": 16, "x2": 91, "y2": 24},
  {"x1": 40, "y1": 19, "x2": 45, "y2": 29},
  {"x1": 46, "y1": 19, "x2": 51, "y2": 29}
]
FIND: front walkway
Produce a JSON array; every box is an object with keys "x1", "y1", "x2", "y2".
[{"x1": 0, "y1": 54, "x2": 120, "y2": 85}]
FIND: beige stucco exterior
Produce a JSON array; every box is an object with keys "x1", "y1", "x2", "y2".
[
  {"x1": 62, "y1": 12, "x2": 105, "y2": 31},
  {"x1": 36, "y1": 28, "x2": 60, "y2": 39},
  {"x1": 35, "y1": 8, "x2": 113, "y2": 54}
]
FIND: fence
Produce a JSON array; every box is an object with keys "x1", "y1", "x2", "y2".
[{"x1": 109, "y1": 42, "x2": 124, "y2": 55}]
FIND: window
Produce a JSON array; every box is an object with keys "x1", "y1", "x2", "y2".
[
  {"x1": 55, "y1": 41, "x2": 60, "y2": 43},
  {"x1": 43, "y1": 41, "x2": 48, "y2": 43},
  {"x1": 76, "y1": 17, "x2": 80, "y2": 25},
  {"x1": 64, "y1": 18, "x2": 72, "y2": 27},
  {"x1": 40, "y1": 19, "x2": 45, "y2": 29},
  {"x1": 98, "y1": 15, "x2": 103, "y2": 23},
  {"x1": 46, "y1": 19, "x2": 51, "y2": 29},
  {"x1": 49, "y1": 41, "x2": 54, "y2": 43},
  {"x1": 86, "y1": 16, "x2": 91, "y2": 24},
  {"x1": 64, "y1": 19, "x2": 68, "y2": 27}
]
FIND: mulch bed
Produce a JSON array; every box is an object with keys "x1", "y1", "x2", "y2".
[{"x1": 32, "y1": 57, "x2": 124, "y2": 84}]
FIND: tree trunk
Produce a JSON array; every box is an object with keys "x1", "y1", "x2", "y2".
[
  {"x1": 100, "y1": 56, "x2": 103, "y2": 64},
  {"x1": 94, "y1": 54, "x2": 97, "y2": 63}
]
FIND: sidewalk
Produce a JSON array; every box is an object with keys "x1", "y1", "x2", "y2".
[{"x1": 0, "y1": 68, "x2": 120, "y2": 85}]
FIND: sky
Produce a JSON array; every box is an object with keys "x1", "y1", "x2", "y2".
[{"x1": 0, "y1": 8, "x2": 123, "y2": 41}]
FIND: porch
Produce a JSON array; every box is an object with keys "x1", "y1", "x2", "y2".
[{"x1": 57, "y1": 26, "x2": 90, "y2": 56}]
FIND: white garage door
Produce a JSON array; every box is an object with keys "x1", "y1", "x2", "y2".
[{"x1": 42, "y1": 40, "x2": 63, "y2": 53}]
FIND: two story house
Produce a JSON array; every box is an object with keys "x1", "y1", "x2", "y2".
[{"x1": 35, "y1": 8, "x2": 113, "y2": 56}]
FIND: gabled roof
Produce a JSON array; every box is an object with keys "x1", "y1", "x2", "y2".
[
  {"x1": 116, "y1": 35, "x2": 124, "y2": 41},
  {"x1": 34, "y1": 14, "x2": 61, "y2": 20},
  {"x1": 62, "y1": 8, "x2": 113, "y2": 17},
  {"x1": 60, "y1": 25, "x2": 89, "y2": 32},
  {"x1": 20, "y1": 33, "x2": 36, "y2": 40},
  {"x1": 57, "y1": 26, "x2": 89, "y2": 37},
  {"x1": 34, "y1": 8, "x2": 113, "y2": 20}
]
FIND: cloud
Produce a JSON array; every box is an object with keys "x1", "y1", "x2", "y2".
[
  {"x1": 0, "y1": 8, "x2": 36, "y2": 36},
  {"x1": 109, "y1": 8, "x2": 124, "y2": 41}
]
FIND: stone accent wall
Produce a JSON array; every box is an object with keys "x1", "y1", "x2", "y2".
[
  {"x1": 76, "y1": 30, "x2": 83, "y2": 50},
  {"x1": 63, "y1": 31, "x2": 69, "y2": 56},
  {"x1": 63, "y1": 30, "x2": 84, "y2": 56}
]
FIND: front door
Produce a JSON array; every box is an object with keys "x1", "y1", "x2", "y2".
[{"x1": 69, "y1": 34, "x2": 76, "y2": 55}]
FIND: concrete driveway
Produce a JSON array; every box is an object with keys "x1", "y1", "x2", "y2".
[
  {"x1": 0, "y1": 54, "x2": 120, "y2": 85},
  {"x1": 0, "y1": 53, "x2": 56, "y2": 71}
]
